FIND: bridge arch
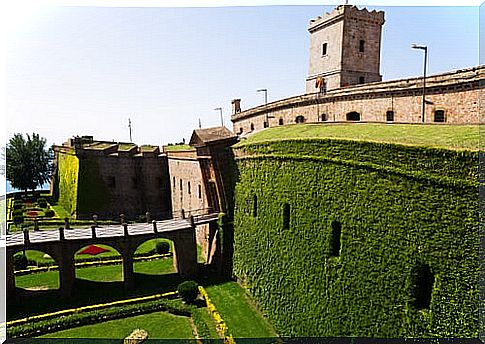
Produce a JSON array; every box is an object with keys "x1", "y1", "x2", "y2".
[{"x1": 13, "y1": 249, "x2": 61, "y2": 293}]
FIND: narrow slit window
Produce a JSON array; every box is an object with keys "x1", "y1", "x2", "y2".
[
  {"x1": 179, "y1": 179, "x2": 183, "y2": 192},
  {"x1": 359, "y1": 40, "x2": 365, "y2": 53},
  {"x1": 252, "y1": 194, "x2": 258, "y2": 217},
  {"x1": 411, "y1": 263, "x2": 434, "y2": 309},
  {"x1": 250, "y1": 123, "x2": 255, "y2": 131},
  {"x1": 329, "y1": 221, "x2": 342, "y2": 257},
  {"x1": 198, "y1": 185, "x2": 202, "y2": 199},
  {"x1": 322, "y1": 43, "x2": 328, "y2": 56},
  {"x1": 173, "y1": 177, "x2": 176, "y2": 189},
  {"x1": 283, "y1": 203, "x2": 290, "y2": 229},
  {"x1": 188, "y1": 181, "x2": 191, "y2": 194}
]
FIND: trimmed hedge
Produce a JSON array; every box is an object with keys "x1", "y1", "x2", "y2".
[
  {"x1": 7, "y1": 297, "x2": 188, "y2": 338},
  {"x1": 232, "y1": 139, "x2": 478, "y2": 338},
  {"x1": 57, "y1": 152, "x2": 79, "y2": 216}
]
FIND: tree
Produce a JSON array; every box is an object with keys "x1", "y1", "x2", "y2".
[{"x1": 6, "y1": 133, "x2": 53, "y2": 194}]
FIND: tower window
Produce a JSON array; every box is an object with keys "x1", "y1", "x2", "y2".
[
  {"x1": 329, "y1": 221, "x2": 342, "y2": 257},
  {"x1": 283, "y1": 203, "x2": 290, "y2": 229},
  {"x1": 359, "y1": 40, "x2": 365, "y2": 53},
  {"x1": 434, "y1": 110, "x2": 445, "y2": 122},
  {"x1": 198, "y1": 185, "x2": 202, "y2": 199},
  {"x1": 359, "y1": 76, "x2": 365, "y2": 84},
  {"x1": 188, "y1": 181, "x2": 191, "y2": 194},
  {"x1": 173, "y1": 177, "x2": 176, "y2": 189},
  {"x1": 250, "y1": 123, "x2": 255, "y2": 131},
  {"x1": 386, "y1": 111, "x2": 394, "y2": 122},
  {"x1": 264, "y1": 121, "x2": 269, "y2": 128},
  {"x1": 322, "y1": 43, "x2": 328, "y2": 56},
  {"x1": 179, "y1": 179, "x2": 183, "y2": 192},
  {"x1": 108, "y1": 176, "x2": 116, "y2": 188},
  {"x1": 411, "y1": 262, "x2": 434, "y2": 309},
  {"x1": 279, "y1": 118, "x2": 284, "y2": 125}
]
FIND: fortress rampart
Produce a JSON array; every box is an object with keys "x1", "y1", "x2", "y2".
[{"x1": 231, "y1": 66, "x2": 483, "y2": 135}]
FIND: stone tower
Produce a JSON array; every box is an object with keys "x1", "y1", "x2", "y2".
[{"x1": 306, "y1": 5, "x2": 385, "y2": 93}]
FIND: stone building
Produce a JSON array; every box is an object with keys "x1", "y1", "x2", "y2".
[
  {"x1": 231, "y1": 5, "x2": 483, "y2": 134},
  {"x1": 51, "y1": 136, "x2": 172, "y2": 220}
]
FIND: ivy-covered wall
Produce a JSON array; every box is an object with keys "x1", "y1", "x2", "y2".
[
  {"x1": 232, "y1": 139, "x2": 478, "y2": 338},
  {"x1": 57, "y1": 151, "x2": 79, "y2": 216},
  {"x1": 77, "y1": 156, "x2": 110, "y2": 218}
]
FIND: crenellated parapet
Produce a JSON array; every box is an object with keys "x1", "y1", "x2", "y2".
[{"x1": 308, "y1": 5, "x2": 384, "y2": 33}]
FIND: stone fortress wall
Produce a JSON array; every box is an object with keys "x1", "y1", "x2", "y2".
[
  {"x1": 231, "y1": 4, "x2": 483, "y2": 135},
  {"x1": 232, "y1": 66, "x2": 482, "y2": 136}
]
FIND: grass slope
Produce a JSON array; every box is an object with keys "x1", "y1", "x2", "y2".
[
  {"x1": 39, "y1": 311, "x2": 194, "y2": 339},
  {"x1": 238, "y1": 123, "x2": 479, "y2": 150},
  {"x1": 205, "y1": 282, "x2": 277, "y2": 338}
]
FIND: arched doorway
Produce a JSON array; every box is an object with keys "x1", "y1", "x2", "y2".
[
  {"x1": 346, "y1": 111, "x2": 361, "y2": 121},
  {"x1": 295, "y1": 115, "x2": 305, "y2": 123}
]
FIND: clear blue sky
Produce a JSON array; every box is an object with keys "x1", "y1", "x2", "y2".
[{"x1": 4, "y1": 4, "x2": 480, "y2": 149}]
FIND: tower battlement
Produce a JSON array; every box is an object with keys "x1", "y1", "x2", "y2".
[{"x1": 309, "y1": 5, "x2": 384, "y2": 32}]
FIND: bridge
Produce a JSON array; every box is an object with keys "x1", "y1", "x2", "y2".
[{"x1": 6, "y1": 213, "x2": 220, "y2": 300}]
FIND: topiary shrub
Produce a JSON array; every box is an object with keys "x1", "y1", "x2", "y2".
[
  {"x1": 13, "y1": 254, "x2": 28, "y2": 270},
  {"x1": 44, "y1": 209, "x2": 55, "y2": 217},
  {"x1": 37, "y1": 198, "x2": 48, "y2": 208},
  {"x1": 13, "y1": 215, "x2": 24, "y2": 224},
  {"x1": 177, "y1": 280, "x2": 199, "y2": 303},
  {"x1": 155, "y1": 241, "x2": 170, "y2": 255}
]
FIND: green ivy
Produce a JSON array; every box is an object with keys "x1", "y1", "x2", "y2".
[
  {"x1": 57, "y1": 151, "x2": 79, "y2": 216},
  {"x1": 77, "y1": 156, "x2": 110, "y2": 217},
  {"x1": 232, "y1": 139, "x2": 478, "y2": 338}
]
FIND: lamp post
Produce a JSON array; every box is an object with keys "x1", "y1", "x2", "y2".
[
  {"x1": 257, "y1": 89, "x2": 269, "y2": 127},
  {"x1": 411, "y1": 44, "x2": 428, "y2": 123},
  {"x1": 214, "y1": 107, "x2": 223, "y2": 126},
  {"x1": 257, "y1": 88, "x2": 268, "y2": 105}
]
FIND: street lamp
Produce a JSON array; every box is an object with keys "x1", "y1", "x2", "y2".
[
  {"x1": 411, "y1": 43, "x2": 428, "y2": 123},
  {"x1": 257, "y1": 89, "x2": 269, "y2": 127},
  {"x1": 256, "y1": 89, "x2": 268, "y2": 105},
  {"x1": 214, "y1": 107, "x2": 223, "y2": 126}
]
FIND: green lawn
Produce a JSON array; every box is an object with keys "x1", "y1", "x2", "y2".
[
  {"x1": 238, "y1": 123, "x2": 480, "y2": 150},
  {"x1": 205, "y1": 281, "x2": 278, "y2": 338},
  {"x1": 164, "y1": 144, "x2": 193, "y2": 151},
  {"x1": 39, "y1": 311, "x2": 194, "y2": 339}
]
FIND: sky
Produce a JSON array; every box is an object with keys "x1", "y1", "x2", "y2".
[{"x1": 0, "y1": 1, "x2": 482, "y2": 193}]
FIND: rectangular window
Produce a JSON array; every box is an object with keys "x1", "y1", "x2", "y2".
[
  {"x1": 180, "y1": 179, "x2": 183, "y2": 192},
  {"x1": 386, "y1": 111, "x2": 394, "y2": 122},
  {"x1": 322, "y1": 43, "x2": 328, "y2": 56},
  {"x1": 188, "y1": 181, "x2": 191, "y2": 194},
  {"x1": 434, "y1": 110, "x2": 445, "y2": 122},
  {"x1": 108, "y1": 176, "x2": 116, "y2": 188},
  {"x1": 198, "y1": 185, "x2": 202, "y2": 199},
  {"x1": 359, "y1": 40, "x2": 365, "y2": 53},
  {"x1": 173, "y1": 177, "x2": 176, "y2": 189},
  {"x1": 359, "y1": 76, "x2": 365, "y2": 84}
]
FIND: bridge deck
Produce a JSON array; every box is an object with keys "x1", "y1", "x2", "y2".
[{"x1": 6, "y1": 213, "x2": 219, "y2": 247}]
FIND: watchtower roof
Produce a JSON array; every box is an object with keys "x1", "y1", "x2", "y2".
[{"x1": 189, "y1": 126, "x2": 236, "y2": 147}]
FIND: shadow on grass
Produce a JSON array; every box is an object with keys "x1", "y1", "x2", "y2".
[{"x1": 8, "y1": 265, "x2": 233, "y2": 321}]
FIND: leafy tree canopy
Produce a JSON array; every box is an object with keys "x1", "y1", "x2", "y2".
[{"x1": 6, "y1": 133, "x2": 53, "y2": 193}]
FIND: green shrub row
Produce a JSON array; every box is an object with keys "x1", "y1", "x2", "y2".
[
  {"x1": 232, "y1": 140, "x2": 478, "y2": 338},
  {"x1": 7, "y1": 298, "x2": 191, "y2": 338}
]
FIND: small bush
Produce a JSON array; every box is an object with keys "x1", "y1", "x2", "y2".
[
  {"x1": 44, "y1": 209, "x2": 55, "y2": 217},
  {"x1": 177, "y1": 280, "x2": 199, "y2": 303},
  {"x1": 156, "y1": 241, "x2": 170, "y2": 255},
  {"x1": 38, "y1": 198, "x2": 48, "y2": 208},
  {"x1": 13, "y1": 201, "x2": 23, "y2": 210},
  {"x1": 13, "y1": 254, "x2": 28, "y2": 270},
  {"x1": 13, "y1": 215, "x2": 24, "y2": 224}
]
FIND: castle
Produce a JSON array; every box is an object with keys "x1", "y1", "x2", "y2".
[
  {"x1": 46, "y1": 5, "x2": 481, "y2": 337},
  {"x1": 230, "y1": 5, "x2": 482, "y2": 134}
]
